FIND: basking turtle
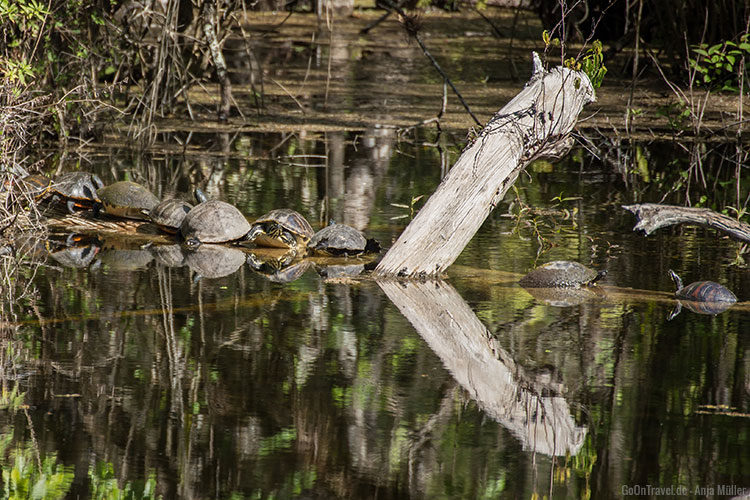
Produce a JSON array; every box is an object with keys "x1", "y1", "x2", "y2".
[
  {"x1": 519, "y1": 260, "x2": 607, "y2": 288},
  {"x1": 96, "y1": 181, "x2": 160, "y2": 220},
  {"x1": 50, "y1": 172, "x2": 105, "y2": 213},
  {"x1": 149, "y1": 199, "x2": 194, "y2": 234},
  {"x1": 179, "y1": 199, "x2": 252, "y2": 249},
  {"x1": 668, "y1": 270, "x2": 736, "y2": 303},
  {"x1": 307, "y1": 223, "x2": 381, "y2": 257},
  {"x1": 247, "y1": 209, "x2": 314, "y2": 250},
  {"x1": 20, "y1": 174, "x2": 52, "y2": 201}
]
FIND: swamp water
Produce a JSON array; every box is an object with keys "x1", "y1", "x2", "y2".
[{"x1": 3, "y1": 10, "x2": 750, "y2": 500}]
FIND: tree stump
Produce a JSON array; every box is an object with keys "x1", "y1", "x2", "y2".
[{"x1": 375, "y1": 53, "x2": 595, "y2": 277}]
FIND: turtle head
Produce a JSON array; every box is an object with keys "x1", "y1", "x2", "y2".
[
  {"x1": 183, "y1": 237, "x2": 202, "y2": 250},
  {"x1": 668, "y1": 269, "x2": 682, "y2": 290},
  {"x1": 193, "y1": 188, "x2": 208, "y2": 204}
]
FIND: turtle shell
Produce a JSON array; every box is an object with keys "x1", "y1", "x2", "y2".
[
  {"x1": 308, "y1": 223, "x2": 374, "y2": 256},
  {"x1": 20, "y1": 174, "x2": 52, "y2": 201},
  {"x1": 51, "y1": 172, "x2": 105, "y2": 211},
  {"x1": 179, "y1": 200, "x2": 252, "y2": 247},
  {"x1": 248, "y1": 209, "x2": 314, "y2": 249},
  {"x1": 519, "y1": 260, "x2": 606, "y2": 288},
  {"x1": 97, "y1": 181, "x2": 160, "y2": 219},
  {"x1": 675, "y1": 280, "x2": 737, "y2": 303},
  {"x1": 149, "y1": 199, "x2": 194, "y2": 234}
]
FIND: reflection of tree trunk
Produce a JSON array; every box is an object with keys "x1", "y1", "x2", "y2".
[{"x1": 377, "y1": 278, "x2": 587, "y2": 456}]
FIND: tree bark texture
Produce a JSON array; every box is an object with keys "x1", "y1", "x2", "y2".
[
  {"x1": 377, "y1": 278, "x2": 587, "y2": 456},
  {"x1": 202, "y1": 0, "x2": 232, "y2": 121},
  {"x1": 375, "y1": 53, "x2": 595, "y2": 277},
  {"x1": 623, "y1": 203, "x2": 750, "y2": 243}
]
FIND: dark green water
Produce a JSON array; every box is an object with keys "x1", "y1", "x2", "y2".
[
  {"x1": 2, "y1": 130, "x2": 749, "y2": 499},
  {"x1": 2, "y1": 9, "x2": 750, "y2": 499}
]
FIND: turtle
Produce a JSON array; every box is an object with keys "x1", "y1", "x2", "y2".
[
  {"x1": 668, "y1": 269, "x2": 736, "y2": 303},
  {"x1": 307, "y1": 223, "x2": 381, "y2": 257},
  {"x1": 518, "y1": 260, "x2": 607, "y2": 288},
  {"x1": 95, "y1": 181, "x2": 160, "y2": 220},
  {"x1": 149, "y1": 198, "x2": 194, "y2": 234},
  {"x1": 179, "y1": 199, "x2": 252, "y2": 249},
  {"x1": 247, "y1": 209, "x2": 314, "y2": 250},
  {"x1": 50, "y1": 172, "x2": 105, "y2": 213},
  {"x1": 20, "y1": 174, "x2": 52, "y2": 201}
]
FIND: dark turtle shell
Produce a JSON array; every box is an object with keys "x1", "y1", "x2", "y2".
[
  {"x1": 248, "y1": 209, "x2": 314, "y2": 249},
  {"x1": 149, "y1": 199, "x2": 193, "y2": 234},
  {"x1": 51, "y1": 172, "x2": 105, "y2": 212},
  {"x1": 307, "y1": 223, "x2": 380, "y2": 256},
  {"x1": 96, "y1": 181, "x2": 160, "y2": 220},
  {"x1": 20, "y1": 174, "x2": 52, "y2": 201},
  {"x1": 519, "y1": 260, "x2": 606, "y2": 288},
  {"x1": 669, "y1": 270, "x2": 736, "y2": 303},
  {"x1": 179, "y1": 200, "x2": 252, "y2": 248}
]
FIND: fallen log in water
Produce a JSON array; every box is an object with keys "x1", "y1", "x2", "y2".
[
  {"x1": 375, "y1": 53, "x2": 595, "y2": 277},
  {"x1": 623, "y1": 203, "x2": 750, "y2": 243}
]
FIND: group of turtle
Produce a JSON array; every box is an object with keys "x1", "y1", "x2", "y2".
[
  {"x1": 19, "y1": 172, "x2": 380, "y2": 259},
  {"x1": 518, "y1": 260, "x2": 738, "y2": 317}
]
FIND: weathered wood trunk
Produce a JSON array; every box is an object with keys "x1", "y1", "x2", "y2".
[
  {"x1": 375, "y1": 53, "x2": 595, "y2": 277},
  {"x1": 377, "y1": 278, "x2": 587, "y2": 456},
  {"x1": 623, "y1": 203, "x2": 750, "y2": 242}
]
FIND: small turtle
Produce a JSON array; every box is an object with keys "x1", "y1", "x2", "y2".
[
  {"x1": 307, "y1": 223, "x2": 381, "y2": 257},
  {"x1": 96, "y1": 181, "x2": 160, "y2": 220},
  {"x1": 50, "y1": 172, "x2": 105, "y2": 213},
  {"x1": 519, "y1": 260, "x2": 607, "y2": 288},
  {"x1": 247, "y1": 209, "x2": 314, "y2": 250},
  {"x1": 149, "y1": 199, "x2": 194, "y2": 234},
  {"x1": 179, "y1": 199, "x2": 252, "y2": 249},
  {"x1": 668, "y1": 269, "x2": 736, "y2": 303}
]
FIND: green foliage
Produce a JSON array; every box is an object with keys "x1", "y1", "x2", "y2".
[
  {"x1": 89, "y1": 461, "x2": 160, "y2": 500},
  {"x1": 0, "y1": 434, "x2": 74, "y2": 500},
  {"x1": 689, "y1": 34, "x2": 750, "y2": 91},
  {"x1": 656, "y1": 99, "x2": 691, "y2": 131},
  {"x1": 543, "y1": 32, "x2": 607, "y2": 89}
]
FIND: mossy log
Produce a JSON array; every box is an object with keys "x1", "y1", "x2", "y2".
[{"x1": 375, "y1": 53, "x2": 595, "y2": 277}]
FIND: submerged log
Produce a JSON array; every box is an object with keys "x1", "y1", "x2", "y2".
[
  {"x1": 623, "y1": 203, "x2": 750, "y2": 243},
  {"x1": 377, "y1": 278, "x2": 587, "y2": 456},
  {"x1": 375, "y1": 53, "x2": 595, "y2": 277}
]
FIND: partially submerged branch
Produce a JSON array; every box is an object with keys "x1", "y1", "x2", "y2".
[{"x1": 623, "y1": 203, "x2": 750, "y2": 242}]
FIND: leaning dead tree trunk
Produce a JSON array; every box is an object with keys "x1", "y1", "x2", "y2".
[
  {"x1": 202, "y1": 0, "x2": 232, "y2": 121},
  {"x1": 623, "y1": 203, "x2": 750, "y2": 242},
  {"x1": 375, "y1": 53, "x2": 595, "y2": 277}
]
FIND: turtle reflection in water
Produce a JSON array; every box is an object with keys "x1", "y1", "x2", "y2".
[
  {"x1": 47, "y1": 234, "x2": 101, "y2": 268},
  {"x1": 97, "y1": 240, "x2": 155, "y2": 271},
  {"x1": 521, "y1": 286, "x2": 604, "y2": 307},
  {"x1": 519, "y1": 260, "x2": 607, "y2": 288},
  {"x1": 185, "y1": 244, "x2": 246, "y2": 280},
  {"x1": 150, "y1": 244, "x2": 187, "y2": 268},
  {"x1": 247, "y1": 251, "x2": 311, "y2": 283},
  {"x1": 667, "y1": 269, "x2": 737, "y2": 319}
]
